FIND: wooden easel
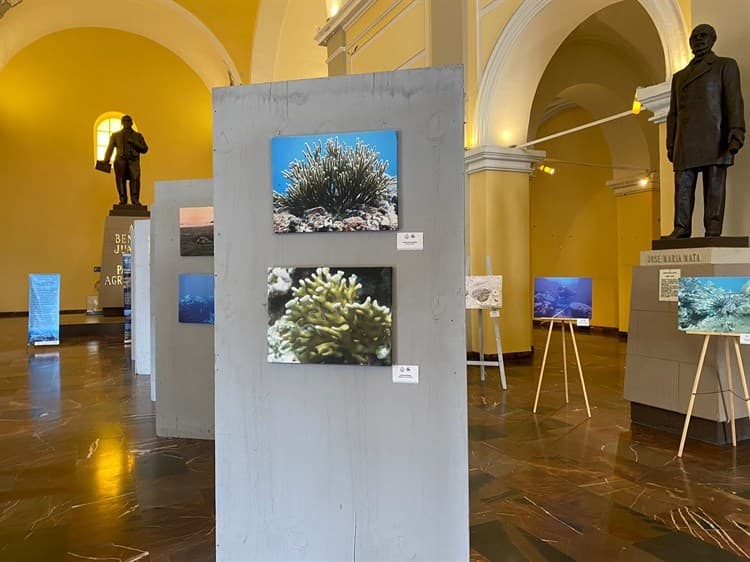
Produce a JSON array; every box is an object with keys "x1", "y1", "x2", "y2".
[
  {"x1": 678, "y1": 332, "x2": 750, "y2": 457},
  {"x1": 532, "y1": 318, "x2": 591, "y2": 418},
  {"x1": 466, "y1": 256, "x2": 507, "y2": 390}
]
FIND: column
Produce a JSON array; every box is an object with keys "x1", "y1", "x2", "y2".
[
  {"x1": 636, "y1": 81, "x2": 672, "y2": 236},
  {"x1": 465, "y1": 146, "x2": 545, "y2": 355},
  {"x1": 607, "y1": 175, "x2": 660, "y2": 333}
]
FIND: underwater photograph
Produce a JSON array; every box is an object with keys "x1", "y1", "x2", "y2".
[
  {"x1": 534, "y1": 277, "x2": 593, "y2": 319},
  {"x1": 179, "y1": 207, "x2": 214, "y2": 256},
  {"x1": 267, "y1": 266, "x2": 393, "y2": 365},
  {"x1": 678, "y1": 276, "x2": 750, "y2": 333},
  {"x1": 178, "y1": 273, "x2": 215, "y2": 325},
  {"x1": 465, "y1": 275, "x2": 503, "y2": 309},
  {"x1": 271, "y1": 130, "x2": 398, "y2": 233}
]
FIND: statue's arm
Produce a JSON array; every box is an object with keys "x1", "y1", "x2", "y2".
[
  {"x1": 724, "y1": 59, "x2": 745, "y2": 153},
  {"x1": 130, "y1": 133, "x2": 149, "y2": 154},
  {"x1": 102, "y1": 134, "x2": 116, "y2": 163},
  {"x1": 666, "y1": 78, "x2": 678, "y2": 162}
]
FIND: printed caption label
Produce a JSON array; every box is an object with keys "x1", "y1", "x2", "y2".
[
  {"x1": 740, "y1": 334, "x2": 750, "y2": 345},
  {"x1": 392, "y1": 365, "x2": 419, "y2": 384},
  {"x1": 397, "y1": 232, "x2": 424, "y2": 251},
  {"x1": 577, "y1": 318, "x2": 590, "y2": 327},
  {"x1": 490, "y1": 310, "x2": 500, "y2": 318}
]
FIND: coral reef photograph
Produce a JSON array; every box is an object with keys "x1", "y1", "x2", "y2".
[
  {"x1": 678, "y1": 276, "x2": 750, "y2": 333},
  {"x1": 267, "y1": 266, "x2": 393, "y2": 365},
  {"x1": 465, "y1": 275, "x2": 503, "y2": 309},
  {"x1": 534, "y1": 277, "x2": 593, "y2": 319},
  {"x1": 179, "y1": 206, "x2": 214, "y2": 256},
  {"x1": 178, "y1": 273, "x2": 215, "y2": 325},
  {"x1": 271, "y1": 130, "x2": 398, "y2": 233}
]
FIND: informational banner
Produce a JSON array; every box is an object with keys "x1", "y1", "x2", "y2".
[
  {"x1": 28, "y1": 274, "x2": 60, "y2": 346},
  {"x1": 123, "y1": 253, "x2": 132, "y2": 344},
  {"x1": 658, "y1": 269, "x2": 681, "y2": 302}
]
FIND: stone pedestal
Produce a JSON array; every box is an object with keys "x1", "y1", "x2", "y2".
[
  {"x1": 99, "y1": 205, "x2": 150, "y2": 315},
  {"x1": 626, "y1": 246, "x2": 750, "y2": 444}
]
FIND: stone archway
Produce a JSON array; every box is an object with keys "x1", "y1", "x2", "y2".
[
  {"x1": 0, "y1": 0, "x2": 240, "y2": 88},
  {"x1": 474, "y1": 0, "x2": 689, "y2": 147}
]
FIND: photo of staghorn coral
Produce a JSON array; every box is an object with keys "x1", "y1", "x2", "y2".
[
  {"x1": 678, "y1": 277, "x2": 750, "y2": 333},
  {"x1": 267, "y1": 267, "x2": 393, "y2": 365},
  {"x1": 271, "y1": 130, "x2": 398, "y2": 233}
]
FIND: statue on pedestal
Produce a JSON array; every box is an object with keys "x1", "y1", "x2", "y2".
[
  {"x1": 96, "y1": 115, "x2": 149, "y2": 206},
  {"x1": 664, "y1": 24, "x2": 745, "y2": 239}
]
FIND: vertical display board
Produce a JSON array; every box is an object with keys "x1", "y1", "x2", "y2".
[
  {"x1": 151, "y1": 179, "x2": 214, "y2": 439},
  {"x1": 131, "y1": 220, "x2": 152, "y2": 375},
  {"x1": 28, "y1": 274, "x2": 60, "y2": 346},
  {"x1": 123, "y1": 253, "x2": 132, "y2": 344},
  {"x1": 212, "y1": 66, "x2": 467, "y2": 561}
]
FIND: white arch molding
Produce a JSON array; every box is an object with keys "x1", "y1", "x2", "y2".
[
  {"x1": 0, "y1": 0, "x2": 240, "y2": 89},
  {"x1": 474, "y1": 0, "x2": 690, "y2": 147}
]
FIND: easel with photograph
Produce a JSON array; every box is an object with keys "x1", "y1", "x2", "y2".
[
  {"x1": 466, "y1": 256, "x2": 507, "y2": 390},
  {"x1": 532, "y1": 318, "x2": 592, "y2": 418},
  {"x1": 678, "y1": 332, "x2": 750, "y2": 457}
]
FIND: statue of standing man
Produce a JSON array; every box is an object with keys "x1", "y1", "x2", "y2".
[
  {"x1": 665, "y1": 24, "x2": 745, "y2": 239},
  {"x1": 97, "y1": 115, "x2": 149, "y2": 206}
]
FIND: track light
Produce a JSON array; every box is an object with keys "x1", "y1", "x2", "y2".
[{"x1": 538, "y1": 165, "x2": 556, "y2": 175}]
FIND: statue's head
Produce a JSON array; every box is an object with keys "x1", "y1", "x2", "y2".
[
  {"x1": 121, "y1": 115, "x2": 134, "y2": 130},
  {"x1": 690, "y1": 24, "x2": 716, "y2": 57}
]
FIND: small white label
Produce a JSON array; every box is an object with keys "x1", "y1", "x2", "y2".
[
  {"x1": 490, "y1": 310, "x2": 500, "y2": 318},
  {"x1": 659, "y1": 269, "x2": 681, "y2": 302},
  {"x1": 741, "y1": 334, "x2": 750, "y2": 345},
  {"x1": 397, "y1": 232, "x2": 424, "y2": 251},
  {"x1": 392, "y1": 365, "x2": 419, "y2": 384},
  {"x1": 576, "y1": 318, "x2": 590, "y2": 327}
]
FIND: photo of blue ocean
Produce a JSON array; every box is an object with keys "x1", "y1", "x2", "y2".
[
  {"x1": 271, "y1": 130, "x2": 398, "y2": 195},
  {"x1": 534, "y1": 277, "x2": 593, "y2": 319},
  {"x1": 678, "y1": 276, "x2": 750, "y2": 333},
  {"x1": 178, "y1": 274, "x2": 215, "y2": 325}
]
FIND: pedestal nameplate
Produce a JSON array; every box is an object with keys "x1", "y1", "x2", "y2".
[
  {"x1": 99, "y1": 205, "x2": 150, "y2": 315},
  {"x1": 641, "y1": 247, "x2": 750, "y2": 266}
]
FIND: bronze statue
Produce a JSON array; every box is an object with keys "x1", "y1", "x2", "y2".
[
  {"x1": 665, "y1": 24, "x2": 745, "y2": 239},
  {"x1": 97, "y1": 115, "x2": 149, "y2": 206}
]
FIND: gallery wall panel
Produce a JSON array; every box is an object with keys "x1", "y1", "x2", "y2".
[
  {"x1": 213, "y1": 66, "x2": 467, "y2": 561},
  {"x1": 151, "y1": 179, "x2": 214, "y2": 439}
]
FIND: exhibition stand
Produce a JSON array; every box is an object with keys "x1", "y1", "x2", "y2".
[
  {"x1": 212, "y1": 67, "x2": 468, "y2": 561},
  {"x1": 532, "y1": 318, "x2": 592, "y2": 418}
]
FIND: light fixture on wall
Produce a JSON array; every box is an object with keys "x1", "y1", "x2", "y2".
[
  {"x1": 325, "y1": 0, "x2": 343, "y2": 19},
  {"x1": 0, "y1": 0, "x2": 22, "y2": 19},
  {"x1": 538, "y1": 164, "x2": 556, "y2": 175}
]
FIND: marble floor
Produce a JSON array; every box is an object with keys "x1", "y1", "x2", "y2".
[{"x1": 2, "y1": 317, "x2": 750, "y2": 561}]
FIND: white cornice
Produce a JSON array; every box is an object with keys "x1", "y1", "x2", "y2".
[
  {"x1": 315, "y1": 0, "x2": 376, "y2": 46},
  {"x1": 465, "y1": 146, "x2": 546, "y2": 175},
  {"x1": 636, "y1": 81, "x2": 671, "y2": 124},
  {"x1": 607, "y1": 174, "x2": 659, "y2": 197}
]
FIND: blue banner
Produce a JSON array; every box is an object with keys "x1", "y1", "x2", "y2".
[
  {"x1": 28, "y1": 274, "x2": 60, "y2": 346},
  {"x1": 123, "y1": 253, "x2": 132, "y2": 344}
]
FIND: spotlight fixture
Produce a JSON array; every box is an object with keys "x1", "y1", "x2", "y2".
[
  {"x1": 538, "y1": 164, "x2": 556, "y2": 175},
  {"x1": 638, "y1": 177, "x2": 650, "y2": 187},
  {"x1": 631, "y1": 100, "x2": 642, "y2": 115}
]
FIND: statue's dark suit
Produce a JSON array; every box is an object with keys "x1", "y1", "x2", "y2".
[
  {"x1": 104, "y1": 129, "x2": 149, "y2": 205},
  {"x1": 667, "y1": 52, "x2": 745, "y2": 236}
]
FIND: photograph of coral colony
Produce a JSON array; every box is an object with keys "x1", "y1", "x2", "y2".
[{"x1": 271, "y1": 130, "x2": 399, "y2": 233}]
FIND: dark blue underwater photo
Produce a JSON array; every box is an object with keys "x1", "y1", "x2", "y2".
[
  {"x1": 179, "y1": 274, "x2": 215, "y2": 325},
  {"x1": 678, "y1": 277, "x2": 750, "y2": 333},
  {"x1": 534, "y1": 277, "x2": 593, "y2": 319}
]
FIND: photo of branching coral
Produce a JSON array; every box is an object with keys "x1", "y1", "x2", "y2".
[
  {"x1": 179, "y1": 207, "x2": 214, "y2": 256},
  {"x1": 678, "y1": 277, "x2": 750, "y2": 333},
  {"x1": 271, "y1": 130, "x2": 398, "y2": 233},
  {"x1": 178, "y1": 273, "x2": 215, "y2": 325},
  {"x1": 267, "y1": 266, "x2": 393, "y2": 365},
  {"x1": 465, "y1": 275, "x2": 503, "y2": 309},
  {"x1": 534, "y1": 277, "x2": 593, "y2": 319}
]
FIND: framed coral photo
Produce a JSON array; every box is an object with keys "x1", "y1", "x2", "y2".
[
  {"x1": 267, "y1": 266, "x2": 393, "y2": 365},
  {"x1": 271, "y1": 130, "x2": 399, "y2": 233},
  {"x1": 678, "y1": 276, "x2": 750, "y2": 333}
]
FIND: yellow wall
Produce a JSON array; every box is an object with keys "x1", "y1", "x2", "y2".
[
  {"x1": 0, "y1": 28, "x2": 212, "y2": 312},
  {"x1": 531, "y1": 108, "x2": 618, "y2": 328}
]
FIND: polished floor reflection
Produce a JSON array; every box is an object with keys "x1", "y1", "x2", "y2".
[{"x1": 2, "y1": 317, "x2": 750, "y2": 561}]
